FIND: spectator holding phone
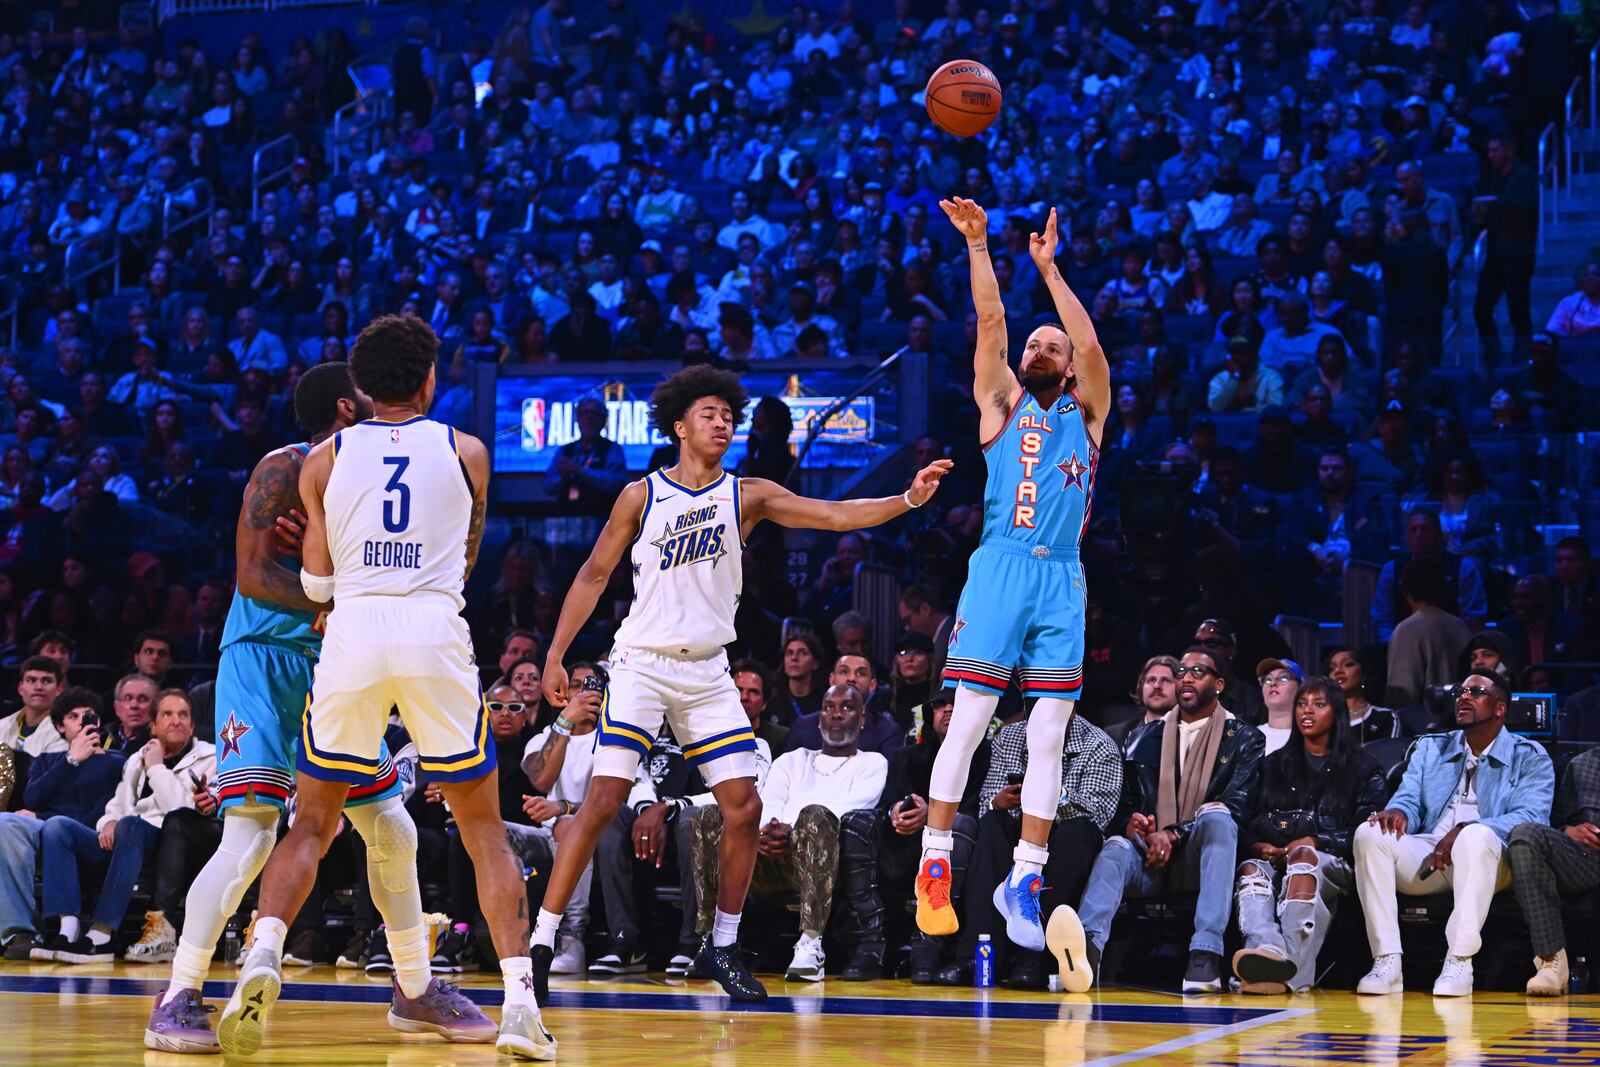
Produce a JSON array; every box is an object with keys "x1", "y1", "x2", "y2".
[
  {"x1": 0, "y1": 689, "x2": 122, "y2": 960},
  {"x1": 40, "y1": 688, "x2": 215, "y2": 964}
]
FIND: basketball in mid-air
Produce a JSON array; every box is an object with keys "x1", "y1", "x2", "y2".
[{"x1": 924, "y1": 59, "x2": 1002, "y2": 138}]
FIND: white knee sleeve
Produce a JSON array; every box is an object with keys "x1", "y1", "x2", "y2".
[
  {"x1": 928, "y1": 688, "x2": 1000, "y2": 804},
  {"x1": 178, "y1": 805, "x2": 278, "y2": 952},
  {"x1": 347, "y1": 795, "x2": 423, "y2": 931},
  {"x1": 1021, "y1": 698, "x2": 1075, "y2": 822}
]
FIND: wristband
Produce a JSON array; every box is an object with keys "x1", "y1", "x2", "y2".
[
  {"x1": 562, "y1": 800, "x2": 575, "y2": 817},
  {"x1": 300, "y1": 569, "x2": 335, "y2": 603},
  {"x1": 903, "y1": 489, "x2": 922, "y2": 509},
  {"x1": 551, "y1": 716, "x2": 574, "y2": 736}
]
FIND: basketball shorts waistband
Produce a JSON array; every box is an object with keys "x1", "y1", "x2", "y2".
[{"x1": 977, "y1": 538, "x2": 1081, "y2": 562}]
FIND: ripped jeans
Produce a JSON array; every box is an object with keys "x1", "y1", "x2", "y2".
[{"x1": 1235, "y1": 848, "x2": 1353, "y2": 991}]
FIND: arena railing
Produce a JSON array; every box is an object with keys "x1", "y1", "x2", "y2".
[
  {"x1": 251, "y1": 133, "x2": 297, "y2": 218},
  {"x1": 162, "y1": 178, "x2": 214, "y2": 241},
  {"x1": 1538, "y1": 122, "x2": 1557, "y2": 253},
  {"x1": 64, "y1": 233, "x2": 123, "y2": 299},
  {"x1": 1567, "y1": 77, "x2": 1585, "y2": 182},
  {"x1": 329, "y1": 83, "x2": 391, "y2": 172}
]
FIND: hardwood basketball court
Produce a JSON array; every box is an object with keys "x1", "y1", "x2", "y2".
[{"x1": 6, "y1": 962, "x2": 1600, "y2": 1065}]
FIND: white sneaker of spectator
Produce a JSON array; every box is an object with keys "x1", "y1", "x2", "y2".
[
  {"x1": 1432, "y1": 954, "x2": 1475, "y2": 997},
  {"x1": 125, "y1": 911, "x2": 177, "y2": 964},
  {"x1": 785, "y1": 934, "x2": 825, "y2": 982},
  {"x1": 550, "y1": 934, "x2": 585, "y2": 975}
]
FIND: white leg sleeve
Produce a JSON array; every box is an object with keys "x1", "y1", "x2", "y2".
[
  {"x1": 1021, "y1": 698, "x2": 1075, "y2": 822},
  {"x1": 928, "y1": 687, "x2": 1000, "y2": 806},
  {"x1": 176, "y1": 805, "x2": 278, "y2": 954},
  {"x1": 346, "y1": 794, "x2": 424, "y2": 932}
]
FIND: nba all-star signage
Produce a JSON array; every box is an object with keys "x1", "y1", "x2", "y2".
[{"x1": 491, "y1": 368, "x2": 892, "y2": 476}]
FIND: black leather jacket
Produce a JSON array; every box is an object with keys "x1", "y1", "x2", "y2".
[
  {"x1": 1241, "y1": 747, "x2": 1390, "y2": 861},
  {"x1": 1118, "y1": 713, "x2": 1265, "y2": 844}
]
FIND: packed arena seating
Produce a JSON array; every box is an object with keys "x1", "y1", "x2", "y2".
[{"x1": 0, "y1": 0, "x2": 1598, "y2": 996}]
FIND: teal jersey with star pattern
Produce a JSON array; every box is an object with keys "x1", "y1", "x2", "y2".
[{"x1": 979, "y1": 389, "x2": 1097, "y2": 551}]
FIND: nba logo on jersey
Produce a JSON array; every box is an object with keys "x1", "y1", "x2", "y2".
[{"x1": 390, "y1": 428, "x2": 401, "y2": 443}]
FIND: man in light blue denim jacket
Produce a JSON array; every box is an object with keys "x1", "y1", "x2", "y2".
[{"x1": 1352, "y1": 673, "x2": 1553, "y2": 998}]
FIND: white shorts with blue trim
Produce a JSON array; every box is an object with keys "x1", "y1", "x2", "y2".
[
  {"x1": 593, "y1": 645, "x2": 756, "y2": 788},
  {"x1": 299, "y1": 594, "x2": 493, "y2": 785}
]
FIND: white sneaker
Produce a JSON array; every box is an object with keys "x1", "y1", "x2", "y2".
[
  {"x1": 496, "y1": 1002, "x2": 558, "y2": 1061},
  {"x1": 1357, "y1": 953, "x2": 1404, "y2": 995},
  {"x1": 125, "y1": 911, "x2": 177, "y2": 965},
  {"x1": 1433, "y1": 954, "x2": 1474, "y2": 997},
  {"x1": 785, "y1": 933, "x2": 825, "y2": 981},
  {"x1": 665, "y1": 953, "x2": 694, "y2": 977},
  {"x1": 1527, "y1": 950, "x2": 1569, "y2": 997},
  {"x1": 549, "y1": 935, "x2": 585, "y2": 975},
  {"x1": 217, "y1": 947, "x2": 283, "y2": 1057}
]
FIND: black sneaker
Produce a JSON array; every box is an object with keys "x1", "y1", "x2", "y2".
[
  {"x1": 908, "y1": 934, "x2": 941, "y2": 985},
  {"x1": 932, "y1": 958, "x2": 974, "y2": 986},
  {"x1": 430, "y1": 927, "x2": 475, "y2": 973},
  {"x1": 1182, "y1": 950, "x2": 1223, "y2": 994},
  {"x1": 692, "y1": 936, "x2": 767, "y2": 1003},
  {"x1": 3, "y1": 931, "x2": 41, "y2": 961},
  {"x1": 282, "y1": 928, "x2": 318, "y2": 967},
  {"x1": 365, "y1": 928, "x2": 393, "y2": 975},
  {"x1": 841, "y1": 942, "x2": 884, "y2": 981},
  {"x1": 588, "y1": 936, "x2": 647, "y2": 976},
  {"x1": 57, "y1": 936, "x2": 114, "y2": 964},
  {"x1": 336, "y1": 931, "x2": 368, "y2": 970},
  {"x1": 531, "y1": 943, "x2": 553, "y2": 1007},
  {"x1": 31, "y1": 934, "x2": 68, "y2": 962},
  {"x1": 1005, "y1": 949, "x2": 1049, "y2": 990}
]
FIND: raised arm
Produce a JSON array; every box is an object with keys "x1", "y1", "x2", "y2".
[
  {"x1": 941, "y1": 197, "x2": 1019, "y2": 442},
  {"x1": 237, "y1": 447, "x2": 322, "y2": 612},
  {"x1": 740, "y1": 460, "x2": 951, "y2": 535},
  {"x1": 454, "y1": 430, "x2": 492, "y2": 580},
  {"x1": 1030, "y1": 207, "x2": 1110, "y2": 447},
  {"x1": 540, "y1": 478, "x2": 648, "y2": 708},
  {"x1": 296, "y1": 439, "x2": 335, "y2": 582}
]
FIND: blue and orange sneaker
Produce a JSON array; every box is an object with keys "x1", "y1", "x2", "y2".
[
  {"x1": 992, "y1": 866, "x2": 1047, "y2": 952},
  {"x1": 915, "y1": 857, "x2": 959, "y2": 936}
]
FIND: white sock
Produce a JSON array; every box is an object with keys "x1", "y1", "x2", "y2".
[
  {"x1": 387, "y1": 924, "x2": 433, "y2": 999},
  {"x1": 166, "y1": 940, "x2": 214, "y2": 1001},
  {"x1": 502, "y1": 956, "x2": 537, "y2": 1009},
  {"x1": 920, "y1": 826, "x2": 954, "y2": 866},
  {"x1": 58, "y1": 916, "x2": 80, "y2": 942},
  {"x1": 1010, "y1": 840, "x2": 1050, "y2": 881},
  {"x1": 252, "y1": 917, "x2": 287, "y2": 957},
  {"x1": 712, "y1": 908, "x2": 741, "y2": 948},
  {"x1": 86, "y1": 927, "x2": 110, "y2": 947},
  {"x1": 532, "y1": 908, "x2": 561, "y2": 951}
]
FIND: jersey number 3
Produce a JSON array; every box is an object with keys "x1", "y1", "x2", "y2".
[{"x1": 382, "y1": 456, "x2": 411, "y2": 533}]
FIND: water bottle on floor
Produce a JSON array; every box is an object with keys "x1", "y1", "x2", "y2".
[{"x1": 975, "y1": 934, "x2": 995, "y2": 988}]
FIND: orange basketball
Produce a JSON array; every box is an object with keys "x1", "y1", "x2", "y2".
[{"x1": 924, "y1": 59, "x2": 1002, "y2": 138}]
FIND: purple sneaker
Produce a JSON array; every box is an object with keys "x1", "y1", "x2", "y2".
[
  {"x1": 143, "y1": 988, "x2": 220, "y2": 1054},
  {"x1": 387, "y1": 977, "x2": 499, "y2": 1043}
]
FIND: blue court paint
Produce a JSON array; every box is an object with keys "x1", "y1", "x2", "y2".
[{"x1": 0, "y1": 973, "x2": 1283, "y2": 1026}]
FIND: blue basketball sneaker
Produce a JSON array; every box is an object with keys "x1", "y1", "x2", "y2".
[{"x1": 992, "y1": 866, "x2": 1047, "y2": 952}]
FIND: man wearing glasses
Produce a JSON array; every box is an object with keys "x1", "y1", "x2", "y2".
[
  {"x1": 1353, "y1": 674, "x2": 1554, "y2": 996},
  {"x1": 1072, "y1": 646, "x2": 1265, "y2": 993}
]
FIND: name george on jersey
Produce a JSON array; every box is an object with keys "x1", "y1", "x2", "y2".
[
  {"x1": 649, "y1": 504, "x2": 729, "y2": 570},
  {"x1": 363, "y1": 539, "x2": 424, "y2": 569}
]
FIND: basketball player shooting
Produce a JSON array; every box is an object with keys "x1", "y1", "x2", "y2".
[
  {"x1": 535, "y1": 364, "x2": 950, "y2": 1010},
  {"x1": 915, "y1": 200, "x2": 1108, "y2": 972},
  {"x1": 216, "y1": 316, "x2": 555, "y2": 1061}
]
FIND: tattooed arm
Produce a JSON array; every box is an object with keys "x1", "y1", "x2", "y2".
[
  {"x1": 236, "y1": 447, "x2": 323, "y2": 612},
  {"x1": 940, "y1": 196, "x2": 1019, "y2": 442},
  {"x1": 452, "y1": 430, "x2": 492, "y2": 580}
]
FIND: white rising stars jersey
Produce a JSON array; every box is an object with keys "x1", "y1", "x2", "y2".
[
  {"x1": 324, "y1": 416, "x2": 472, "y2": 610},
  {"x1": 612, "y1": 469, "x2": 743, "y2": 657}
]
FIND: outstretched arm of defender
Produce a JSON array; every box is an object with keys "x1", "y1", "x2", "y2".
[
  {"x1": 541, "y1": 478, "x2": 647, "y2": 709},
  {"x1": 941, "y1": 197, "x2": 1018, "y2": 436},
  {"x1": 237, "y1": 449, "x2": 322, "y2": 612},
  {"x1": 1031, "y1": 207, "x2": 1110, "y2": 441},
  {"x1": 742, "y1": 460, "x2": 952, "y2": 534}
]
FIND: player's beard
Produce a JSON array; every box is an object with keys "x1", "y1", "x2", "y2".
[{"x1": 1019, "y1": 358, "x2": 1067, "y2": 393}]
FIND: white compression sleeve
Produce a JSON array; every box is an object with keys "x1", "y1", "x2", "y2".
[
  {"x1": 928, "y1": 687, "x2": 1000, "y2": 805},
  {"x1": 345, "y1": 794, "x2": 424, "y2": 932},
  {"x1": 172, "y1": 805, "x2": 278, "y2": 967},
  {"x1": 1021, "y1": 698, "x2": 1076, "y2": 822}
]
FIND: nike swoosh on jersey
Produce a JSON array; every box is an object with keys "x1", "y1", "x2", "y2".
[{"x1": 655, "y1": 493, "x2": 677, "y2": 502}]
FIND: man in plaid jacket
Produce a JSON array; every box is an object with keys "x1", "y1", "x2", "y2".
[{"x1": 1509, "y1": 746, "x2": 1600, "y2": 996}]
